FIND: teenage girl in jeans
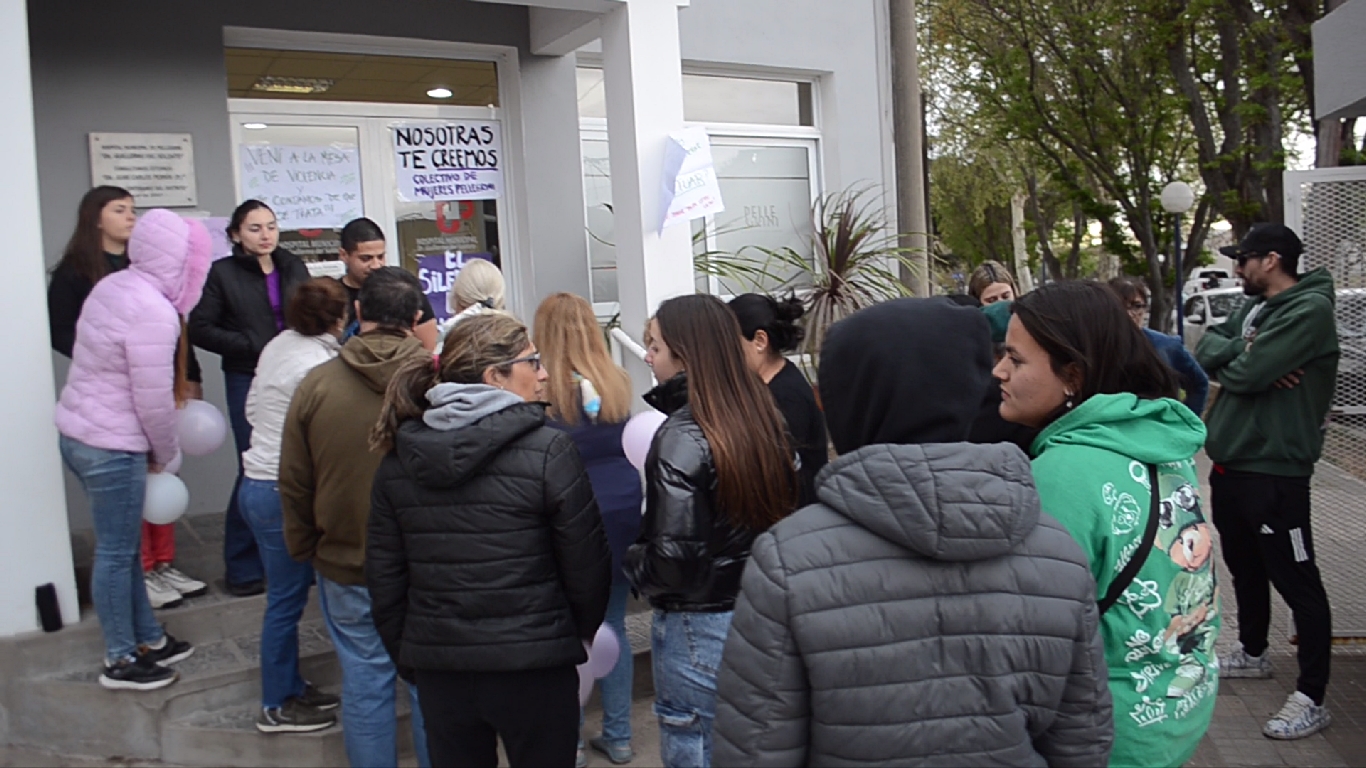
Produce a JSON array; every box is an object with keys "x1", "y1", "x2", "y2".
[
  {"x1": 533, "y1": 293, "x2": 644, "y2": 767},
  {"x1": 189, "y1": 200, "x2": 309, "y2": 596},
  {"x1": 55, "y1": 210, "x2": 211, "y2": 690},
  {"x1": 625, "y1": 294, "x2": 797, "y2": 768}
]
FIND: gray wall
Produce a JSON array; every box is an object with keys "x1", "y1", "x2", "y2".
[
  {"x1": 28, "y1": 0, "x2": 587, "y2": 531},
  {"x1": 1314, "y1": 0, "x2": 1366, "y2": 121}
]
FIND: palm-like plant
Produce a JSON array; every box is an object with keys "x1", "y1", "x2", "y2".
[{"x1": 743, "y1": 185, "x2": 923, "y2": 366}]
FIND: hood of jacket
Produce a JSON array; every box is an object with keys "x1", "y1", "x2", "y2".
[
  {"x1": 815, "y1": 441, "x2": 1040, "y2": 562},
  {"x1": 127, "y1": 209, "x2": 212, "y2": 315},
  {"x1": 338, "y1": 330, "x2": 426, "y2": 394},
  {"x1": 396, "y1": 399, "x2": 548, "y2": 488},
  {"x1": 818, "y1": 297, "x2": 994, "y2": 454},
  {"x1": 1032, "y1": 392, "x2": 1207, "y2": 466},
  {"x1": 643, "y1": 372, "x2": 689, "y2": 415},
  {"x1": 1264, "y1": 267, "x2": 1335, "y2": 311}
]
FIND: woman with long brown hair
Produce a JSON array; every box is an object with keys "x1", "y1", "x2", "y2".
[
  {"x1": 366, "y1": 312, "x2": 610, "y2": 768},
  {"x1": 624, "y1": 293, "x2": 796, "y2": 768},
  {"x1": 533, "y1": 293, "x2": 641, "y2": 767}
]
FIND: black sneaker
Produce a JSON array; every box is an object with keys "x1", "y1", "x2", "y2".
[
  {"x1": 225, "y1": 579, "x2": 265, "y2": 598},
  {"x1": 256, "y1": 698, "x2": 338, "y2": 733},
  {"x1": 138, "y1": 632, "x2": 195, "y2": 666},
  {"x1": 295, "y1": 683, "x2": 340, "y2": 711},
  {"x1": 99, "y1": 656, "x2": 178, "y2": 691}
]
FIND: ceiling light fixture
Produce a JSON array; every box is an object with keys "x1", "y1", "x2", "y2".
[
  {"x1": 427, "y1": 87, "x2": 454, "y2": 99},
  {"x1": 252, "y1": 76, "x2": 335, "y2": 95},
  {"x1": 243, "y1": 122, "x2": 268, "y2": 130}
]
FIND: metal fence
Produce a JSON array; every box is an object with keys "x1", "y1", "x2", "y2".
[{"x1": 1283, "y1": 167, "x2": 1366, "y2": 638}]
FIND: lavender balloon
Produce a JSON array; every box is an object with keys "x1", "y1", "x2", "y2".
[
  {"x1": 621, "y1": 409, "x2": 667, "y2": 471},
  {"x1": 577, "y1": 662, "x2": 594, "y2": 706},
  {"x1": 587, "y1": 624, "x2": 622, "y2": 679},
  {"x1": 177, "y1": 400, "x2": 227, "y2": 456}
]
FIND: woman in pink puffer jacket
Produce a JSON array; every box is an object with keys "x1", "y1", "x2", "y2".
[{"x1": 55, "y1": 209, "x2": 211, "y2": 692}]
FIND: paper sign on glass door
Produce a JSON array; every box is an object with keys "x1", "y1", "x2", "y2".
[
  {"x1": 239, "y1": 145, "x2": 362, "y2": 230},
  {"x1": 393, "y1": 121, "x2": 503, "y2": 202},
  {"x1": 660, "y1": 126, "x2": 725, "y2": 233}
]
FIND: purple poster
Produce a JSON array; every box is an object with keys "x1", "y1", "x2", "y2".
[{"x1": 416, "y1": 252, "x2": 494, "y2": 322}]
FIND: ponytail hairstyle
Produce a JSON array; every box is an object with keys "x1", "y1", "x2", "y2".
[
  {"x1": 968, "y1": 260, "x2": 1018, "y2": 300},
  {"x1": 370, "y1": 313, "x2": 531, "y2": 452},
  {"x1": 653, "y1": 294, "x2": 797, "y2": 530},
  {"x1": 54, "y1": 186, "x2": 134, "y2": 284},
  {"x1": 727, "y1": 293, "x2": 807, "y2": 357},
  {"x1": 533, "y1": 292, "x2": 632, "y2": 426}
]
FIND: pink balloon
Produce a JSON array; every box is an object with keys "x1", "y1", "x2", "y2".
[
  {"x1": 577, "y1": 663, "x2": 594, "y2": 706},
  {"x1": 178, "y1": 400, "x2": 227, "y2": 457},
  {"x1": 621, "y1": 409, "x2": 667, "y2": 471},
  {"x1": 587, "y1": 624, "x2": 622, "y2": 680}
]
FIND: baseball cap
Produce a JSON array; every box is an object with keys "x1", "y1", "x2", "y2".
[{"x1": 1219, "y1": 223, "x2": 1303, "y2": 261}]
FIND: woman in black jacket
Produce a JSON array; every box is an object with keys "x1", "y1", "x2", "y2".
[
  {"x1": 626, "y1": 294, "x2": 797, "y2": 768},
  {"x1": 188, "y1": 200, "x2": 309, "y2": 595},
  {"x1": 367, "y1": 312, "x2": 611, "y2": 768},
  {"x1": 728, "y1": 293, "x2": 827, "y2": 507}
]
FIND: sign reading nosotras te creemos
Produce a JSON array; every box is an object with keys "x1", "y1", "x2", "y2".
[
  {"x1": 393, "y1": 121, "x2": 503, "y2": 202},
  {"x1": 89, "y1": 133, "x2": 198, "y2": 208}
]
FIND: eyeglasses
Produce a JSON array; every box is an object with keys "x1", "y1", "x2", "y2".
[
  {"x1": 501, "y1": 353, "x2": 542, "y2": 371},
  {"x1": 1127, "y1": 301, "x2": 1150, "y2": 312}
]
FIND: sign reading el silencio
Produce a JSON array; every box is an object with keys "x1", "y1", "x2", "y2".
[{"x1": 393, "y1": 121, "x2": 503, "y2": 202}]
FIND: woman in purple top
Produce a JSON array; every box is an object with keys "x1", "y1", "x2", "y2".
[{"x1": 188, "y1": 200, "x2": 310, "y2": 595}]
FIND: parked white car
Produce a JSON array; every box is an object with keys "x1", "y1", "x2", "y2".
[
  {"x1": 1183, "y1": 268, "x2": 1239, "y2": 299},
  {"x1": 1182, "y1": 286, "x2": 1248, "y2": 351}
]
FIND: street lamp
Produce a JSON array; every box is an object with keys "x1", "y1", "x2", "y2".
[{"x1": 1160, "y1": 181, "x2": 1196, "y2": 340}]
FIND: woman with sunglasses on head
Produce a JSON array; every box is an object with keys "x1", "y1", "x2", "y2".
[
  {"x1": 48, "y1": 186, "x2": 209, "y2": 609},
  {"x1": 533, "y1": 293, "x2": 643, "y2": 768},
  {"x1": 626, "y1": 294, "x2": 798, "y2": 768},
  {"x1": 995, "y1": 280, "x2": 1218, "y2": 768},
  {"x1": 968, "y1": 259, "x2": 1019, "y2": 305},
  {"x1": 367, "y1": 312, "x2": 611, "y2": 768},
  {"x1": 1108, "y1": 277, "x2": 1210, "y2": 416}
]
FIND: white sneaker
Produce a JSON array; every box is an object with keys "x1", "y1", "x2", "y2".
[
  {"x1": 144, "y1": 570, "x2": 184, "y2": 610},
  {"x1": 1219, "y1": 647, "x2": 1273, "y2": 679},
  {"x1": 1264, "y1": 691, "x2": 1331, "y2": 739},
  {"x1": 155, "y1": 564, "x2": 208, "y2": 598}
]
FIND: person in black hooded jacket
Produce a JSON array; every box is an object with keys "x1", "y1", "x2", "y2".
[
  {"x1": 366, "y1": 312, "x2": 611, "y2": 768},
  {"x1": 189, "y1": 200, "x2": 309, "y2": 595}
]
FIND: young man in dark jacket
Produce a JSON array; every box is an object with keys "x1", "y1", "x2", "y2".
[
  {"x1": 713, "y1": 297, "x2": 1113, "y2": 767},
  {"x1": 333, "y1": 217, "x2": 439, "y2": 350},
  {"x1": 279, "y1": 267, "x2": 431, "y2": 766},
  {"x1": 1197, "y1": 224, "x2": 1339, "y2": 740}
]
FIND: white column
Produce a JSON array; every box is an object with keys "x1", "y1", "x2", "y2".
[
  {"x1": 0, "y1": 1, "x2": 79, "y2": 635},
  {"x1": 601, "y1": 0, "x2": 695, "y2": 403}
]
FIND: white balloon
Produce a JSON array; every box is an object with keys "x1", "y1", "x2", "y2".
[
  {"x1": 621, "y1": 410, "x2": 667, "y2": 471},
  {"x1": 178, "y1": 400, "x2": 228, "y2": 457},
  {"x1": 143, "y1": 473, "x2": 189, "y2": 525},
  {"x1": 163, "y1": 450, "x2": 183, "y2": 475}
]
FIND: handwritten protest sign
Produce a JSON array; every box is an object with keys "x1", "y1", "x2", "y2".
[
  {"x1": 239, "y1": 145, "x2": 362, "y2": 230},
  {"x1": 394, "y1": 121, "x2": 503, "y2": 202},
  {"x1": 659, "y1": 127, "x2": 725, "y2": 232},
  {"x1": 416, "y1": 252, "x2": 495, "y2": 322}
]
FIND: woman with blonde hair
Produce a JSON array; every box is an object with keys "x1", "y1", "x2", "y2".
[
  {"x1": 968, "y1": 260, "x2": 1019, "y2": 305},
  {"x1": 439, "y1": 258, "x2": 506, "y2": 344},
  {"x1": 366, "y1": 312, "x2": 611, "y2": 768},
  {"x1": 533, "y1": 293, "x2": 642, "y2": 767}
]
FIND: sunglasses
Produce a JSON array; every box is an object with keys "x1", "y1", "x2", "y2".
[
  {"x1": 1127, "y1": 301, "x2": 1150, "y2": 312},
  {"x1": 502, "y1": 353, "x2": 542, "y2": 371},
  {"x1": 1235, "y1": 252, "x2": 1269, "y2": 267}
]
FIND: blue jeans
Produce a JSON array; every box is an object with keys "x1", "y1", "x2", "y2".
[
  {"x1": 316, "y1": 574, "x2": 430, "y2": 768},
  {"x1": 650, "y1": 610, "x2": 733, "y2": 768},
  {"x1": 59, "y1": 435, "x2": 165, "y2": 662},
  {"x1": 238, "y1": 478, "x2": 312, "y2": 708},
  {"x1": 581, "y1": 582, "x2": 633, "y2": 747},
  {"x1": 223, "y1": 371, "x2": 264, "y2": 587}
]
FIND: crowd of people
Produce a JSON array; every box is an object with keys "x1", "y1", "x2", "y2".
[{"x1": 49, "y1": 184, "x2": 1342, "y2": 768}]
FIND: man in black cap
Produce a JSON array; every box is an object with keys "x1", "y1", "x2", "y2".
[{"x1": 1196, "y1": 223, "x2": 1340, "y2": 740}]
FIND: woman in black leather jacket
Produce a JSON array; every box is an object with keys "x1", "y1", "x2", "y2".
[
  {"x1": 367, "y1": 312, "x2": 611, "y2": 768},
  {"x1": 188, "y1": 200, "x2": 309, "y2": 595},
  {"x1": 624, "y1": 294, "x2": 797, "y2": 768}
]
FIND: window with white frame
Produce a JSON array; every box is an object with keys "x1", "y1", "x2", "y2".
[{"x1": 577, "y1": 68, "x2": 821, "y2": 311}]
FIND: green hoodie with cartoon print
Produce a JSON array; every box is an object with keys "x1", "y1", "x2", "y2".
[{"x1": 1032, "y1": 393, "x2": 1219, "y2": 768}]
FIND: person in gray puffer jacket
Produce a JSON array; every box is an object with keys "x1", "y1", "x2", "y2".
[{"x1": 712, "y1": 297, "x2": 1113, "y2": 767}]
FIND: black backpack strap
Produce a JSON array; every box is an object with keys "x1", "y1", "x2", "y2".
[{"x1": 1099, "y1": 463, "x2": 1161, "y2": 616}]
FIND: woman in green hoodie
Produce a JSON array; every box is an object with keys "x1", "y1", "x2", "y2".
[{"x1": 995, "y1": 280, "x2": 1219, "y2": 768}]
